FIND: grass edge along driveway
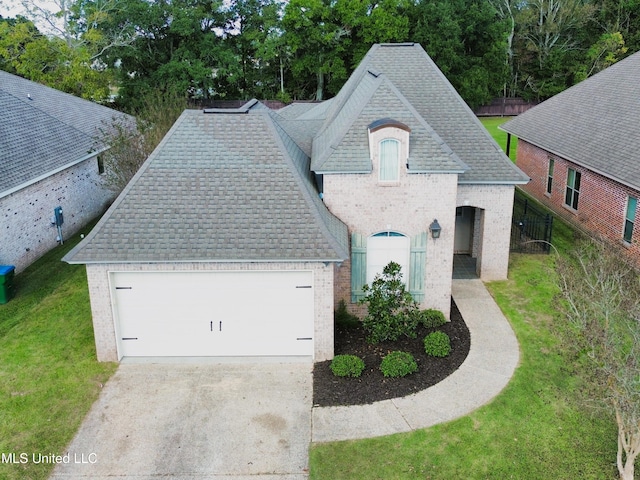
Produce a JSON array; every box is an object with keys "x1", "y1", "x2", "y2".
[{"x1": 0, "y1": 225, "x2": 117, "y2": 480}]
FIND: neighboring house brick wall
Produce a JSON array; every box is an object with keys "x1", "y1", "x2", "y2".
[
  {"x1": 85, "y1": 262, "x2": 335, "y2": 362},
  {"x1": 1, "y1": 157, "x2": 114, "y2": 272},
  {"x1": 517, "y1": 140, "x2": 640, "y2": 266},
  {"x1": 456, "y1": 184, "x2": 516, "y2": 281},
  {"x1": 323, "y1": 171, "x2": 458, "y2": 318}
]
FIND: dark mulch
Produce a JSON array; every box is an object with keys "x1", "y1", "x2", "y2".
[{"x1": 313, "y1": 300, "x2": 470, "y2": 407}]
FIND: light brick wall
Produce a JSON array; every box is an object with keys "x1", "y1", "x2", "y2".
[
  {"x1": 456, "y1": 184, "x2": 516, "y2": 280},
  {"x1": 1, "y1": 157, "x2": 115, "y2": 272},
  {"x1": 517, "y1": 140, "x2": 640, "y2": 267},
  {"x1": 86, "y1": 262, "x2": 335, "y2": 362},
  {"x1": 323, "y1": 163, "x2": 458, "y2": 318}
]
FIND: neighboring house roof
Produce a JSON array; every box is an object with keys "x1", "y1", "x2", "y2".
[
  {"x1": 303, "y1": 43, "x2": 527, "y2": 183},
  {"x1": 63, "y1": 105, "x2": 349, "y2": 264},
  {"x1": 0, "y1": 70, "x2": 131, "y2": 198},
  {"x1": 501, "y1": 51, "x2": 640, "y2": 191}
]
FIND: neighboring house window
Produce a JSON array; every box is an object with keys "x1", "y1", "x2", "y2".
[
  {"x1": 624, "y1": 196, "x2": 637, "y2": 243},
  {"x1": 546, "y1": 158, "x2": 554, "y2": 194},
  {"x1": 350, "y1": 232, "x2": 426, "y2": 303},
  {"x1": 97, "y1": 155, "x2": 105, "y2": 175},
  {"x1": 565, "y1": 168, "x2": 581, "y2": 210},
  {"x1": 379, "y1": 139, "x2": 400, "y2": 182}
]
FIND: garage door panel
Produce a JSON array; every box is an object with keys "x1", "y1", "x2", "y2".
[{"x1": 112, "y1": 271, "x2": 314, "y2": 358}]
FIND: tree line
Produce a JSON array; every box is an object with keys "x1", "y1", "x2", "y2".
[{"x1": 1, "y1": 0, "x2": 639, "y2": 113}]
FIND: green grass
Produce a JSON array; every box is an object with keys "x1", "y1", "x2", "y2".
[
  {"x1": 480, "y1": 116, "x2": 517, "y2": 162},
  {"x1": 310, "y1": 225, "x2": 619, "y2": 479},
  {"x1": 0, "y1": 225, "x2": 117, "y2": 480}
]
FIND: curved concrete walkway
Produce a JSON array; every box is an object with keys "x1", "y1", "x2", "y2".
[{"x1": 311, "y1": 279, "x2": 520, "y2": 443}]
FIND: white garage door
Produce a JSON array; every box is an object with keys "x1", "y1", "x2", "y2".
[{"x1": 111, "y1": 271, "x2": 314, "y2": 358}]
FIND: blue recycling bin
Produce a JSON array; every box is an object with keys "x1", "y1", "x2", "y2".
[{"x1": 0, "y1": 265, "x2": 15, "y2": 304}]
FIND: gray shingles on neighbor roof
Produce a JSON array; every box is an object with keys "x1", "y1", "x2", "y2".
[
  {"x1": 501, "y1": 51, "x2": 640, "y2": 191},
  {"x1": 63, "y1": 108, "x2": 349, "y2": 264},
  {"x1": 0, "y1": 70, "x2": 131, "y2": 197}
]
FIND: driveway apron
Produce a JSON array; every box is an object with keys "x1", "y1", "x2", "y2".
[{"x1": 50, "y1": 362, "x2": 312, "y2": 480}]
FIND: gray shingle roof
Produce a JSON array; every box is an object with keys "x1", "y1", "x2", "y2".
[
  {"x1": 315, "y1": 43, "x2": 527, "y2": 184},
  {"x1": 0, "y1": 70, "x2": 130, "y2": 197},
  {"x1": 501, "y1": 51, "x2": 640, "y2": 190},
  {"x1": 63, "y1": 109, "x2": 349, "y2": 264}
]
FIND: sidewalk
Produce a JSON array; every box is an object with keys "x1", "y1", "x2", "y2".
[{"x1": 311, "y1": 279, "x2": 520, "y2": 443}]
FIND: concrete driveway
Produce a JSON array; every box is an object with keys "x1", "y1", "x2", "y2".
[{"x1": 50, "y1": 361, "x2": 312, "y2": 480}]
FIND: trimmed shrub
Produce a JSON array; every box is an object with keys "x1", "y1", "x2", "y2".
[
  {"x1": 360, "y1": 262, "x2": 420, "y2": 343},
  {"x1": 418, "y1": 309, "x2": 447, "y2": 329},
  {"x1": 330, "y1": 355, "x2": 365, "y2": 377},
  {"x1": 424, "y1": 331, "x2": 451, "y2": 357},
  {"x1": 379, "y1": 351, "x2": 418, "y2": 378}
]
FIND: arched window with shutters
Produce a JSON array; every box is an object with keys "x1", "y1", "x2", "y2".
[{"x1": 351, "y1": 231, "x2": 426, "y2": 303}]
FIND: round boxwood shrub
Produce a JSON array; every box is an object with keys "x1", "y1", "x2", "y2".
[
  {"x1": 424, "y1": 331, "x2": 451, "y2": 357},
  {"x1": 330, "y1": 354, "x2": 365, "y2": 378},
  {"x1": 379, "y1": 351, "x2": 418, "y2": 378},
  {"x1": 418, "y1": 309, "x2": 447, "y2": 329}
]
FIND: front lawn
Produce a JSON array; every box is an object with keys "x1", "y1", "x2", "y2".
[
  {"x1": 0, "y1": 226, "x2": 116, "y2": 480},
  {"x1": 309, "y1": 221, "x2": 618, "y2": 478}
]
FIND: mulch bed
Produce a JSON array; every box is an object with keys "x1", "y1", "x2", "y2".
[{"x1": 313, "y1": 301, "x2": 470, "y2": 407}]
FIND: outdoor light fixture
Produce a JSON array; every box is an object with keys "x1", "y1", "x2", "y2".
[{"x1": 429, "y1": 219, "x2": 442, "y2": 239}]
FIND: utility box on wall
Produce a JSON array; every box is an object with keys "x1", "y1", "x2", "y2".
[{"x1": 54, "y1": 206, "x2": 64, "y2": 226}]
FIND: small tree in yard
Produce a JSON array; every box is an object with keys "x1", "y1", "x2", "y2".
[
  {"x1": 557, "y1": 239, "x2": 640, "y2": 480},
  {"x1": 360, "y1": 261, "x2": 420, "y2": 343},
  {"x1": 98, "y1": 90, "x2": 187, "y2": 192}
]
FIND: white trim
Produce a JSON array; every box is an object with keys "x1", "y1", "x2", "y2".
[{"x1": 0, "y1": 148, "x2": 107, "y2": 199}]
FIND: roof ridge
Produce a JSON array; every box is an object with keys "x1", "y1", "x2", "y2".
[
  {"x1": 262, "y1": 112, "x2": 348, "y2": 261},
  {"x1": 311, "y1": 72, "x2": 383, "y2": 171},
  {"x1": 63, "y1": 109, "x2": 190, "y2": 263},
  {"x1": 380, "y1": 77, "x2": 468, "y2": 173}
]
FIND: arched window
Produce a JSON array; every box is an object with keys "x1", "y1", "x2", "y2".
[
  {"x1": 379, "y1": 139, "x2": 400, "y2": 182},
  {"x1": 366, "y1": 231, "x2": 410, "y2": 284}
]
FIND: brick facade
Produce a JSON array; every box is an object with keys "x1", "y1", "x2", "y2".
[
  {"x1": 324, "y1": 159, "x2": 515, "y2": 320},
  {"x1": 322, "y1": 141, "x2": 459, "y2": 318},
  {"x1": 1, "y1": 156, "x2": 115, "y2": 272},
  {"x1": 456, "y1": 184, "x2": 516, "y2": 281},
  {"x1": 517, "y1": 140, "x2": 640, "y2": 266},
  {"x1": 85, "y1": 262, "x2": 335, "y2": 362}
]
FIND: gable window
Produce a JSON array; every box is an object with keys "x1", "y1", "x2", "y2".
[
  {"x1": 565, "y1": 168, "x2": 581, "y2": 210},
  {"x1": 624, "y1": 196, "x2": 637, "y2": 243},
  {"x1": 379, "y1": 139, "x2": 400, "y2": 182},
  {"x1": 546, "y1": 158, "x2": 554, "y2": 194}
]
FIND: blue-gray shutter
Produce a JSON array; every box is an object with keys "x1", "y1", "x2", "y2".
[
  {"x1": 351, "y1": 232, "x2": 367, "y2": 302},
  {"x1": 409, "y1": 232, "x2": 427, "y2": 302}
]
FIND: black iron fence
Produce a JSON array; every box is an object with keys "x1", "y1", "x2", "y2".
[{"x1": 511, "y1": 190, "x2": 554, "y2": 253}]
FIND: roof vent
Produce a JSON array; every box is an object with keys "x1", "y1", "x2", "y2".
[{"x1": 27, "y1": 93, "x2": 33, "y2": 100}]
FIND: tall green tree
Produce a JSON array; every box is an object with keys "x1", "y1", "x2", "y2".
[
  {"x1": 101, "y1": 0, "x2": 232, "y2": 111},
  {"x1": 514, "y1": 0, "x2": 595, "y2": 99},
  {"x1": 409, "y1": 0, "x2": 509, "y2": 109},
  {"x1": 282, "y1": 0, "x2": 349, "y2": 100},
  {"x1": 224, "y1": 0, "x2": 283, "y2": 99},
  {"x1": 0, "y1": 15, "x2": 112, "y2": 100}
]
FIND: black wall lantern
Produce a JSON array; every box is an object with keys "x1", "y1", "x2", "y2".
[{"x1": 429, "y1": 219, "x2": 442, "y2": 239}]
